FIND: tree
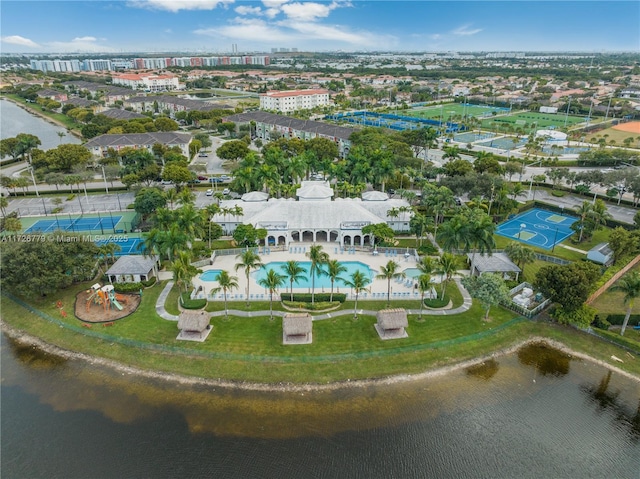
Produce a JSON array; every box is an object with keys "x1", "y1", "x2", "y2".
[
  {"x1": 45, "y1": 144, "x2": 92, "y2": 172},
  {"x1": 0, "y1": 196, "x2": 8, "y2": 217},
  {"x1": 154, "y1": 117, "x2": 179, "y2": 131},
  {"x1": 134, "y1": 187, "x2": 167, "y2": 220},
  {"x1": 436, "y1": 253, "x2": 459, "y2": 300},
  {"x1": 280, "y1": 260, "x2": 307, "y2": 301},
  {"x1": 504, "y1": 242, "x2": 536, "y2": 276},
  {"x1": 170, "y1": 251, "x2": 201, "y2": 294},
  {"x1": 607, "y1": 227, "x2": 640, "y2": 264},
  {"x1": 361, "y1": 223, "x2": 395, "y2": 246},
  {"x1": 232, "y1": 224, "x2": 265, "y2": 248},
  {"x1": 461, "y1": 273, "x2": 510, "y2": 320},
  {"x1": 416, "y1": 273, "x2": 432, "y2": 321},
  {"x1": 216, "y1": 140, "x2": 249, "y2": 162},
  {"x1": 610, "y1": 272, "x2": 640, "y2": 336},
  {"x1": 535, "y1": 262, "x2": 600, "y2": 313},
  {"x1": 325, "y1": 259, "x2": 347, "y2": 302},
  {"x1": 376, "y1": 260, "x2": 405, "y2": 306},
  {"x1": 306, "y1": 245, "x2": 329, "y2": 304},
  {"x1": 162, "y1": 163, "x2": 192, "y2": 186},
  {"x1": 3, "y1": 216, "x2": 22, "y2": 234},
  {"x1": 258, "y1": 269, "x2": 286, "y2": 320},
  {"x1": 235, "y1": 250, "x2": 263, "y2": 306},
  {"x1": 342, "y1": 270, "x2": 371, "y2": 320}
]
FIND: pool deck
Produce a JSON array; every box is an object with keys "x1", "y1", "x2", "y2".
[{"x1": 192, "y1": 242, "x2": 435, "y2": 302}]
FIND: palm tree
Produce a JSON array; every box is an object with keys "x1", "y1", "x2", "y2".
[
  {"x1": 610, "y1": 272, "x2": 640, "y2": 336},
  {"x1": 467, "y1": 209, "x2": 496, "y2": 273},
  {"x1": 342, "y1": 270, "x2": 371, "y2": 320},
  {"x1": 0, "y1": 196, "x2": 8, "y2": 217},
  {"x1": 164, "y1": 188, "x2": 179, "y2": 209},
  {"x1": 416, "y1": 256, "x2": 437, "y2": 277},
  {"x1": 235, "y1": 250, "x2": 263, "y2": 306},
  {"x1": 504, "y1": 242, "x2": 536, "y2": 277},
  {"x1": 438, "y1": 214, "x2": 470, "y2": 253},
  {"x1": 325, "y1": 259, "x2": 347, "y2": 302},
  {"x1": 210, "y1": 270, "x2": 238, "y2": 319},
  {"x1": 258, "y1": 269, "x2": 286, "y2": 320},
  {"x1": 574, "y1": 201, "x2": 593, "y2": 242},
  {"x1": 203, "y1": 203, "x2": 220, "y2": 248},
  {"x1": 170, "y1": 251, "x2": 200, "y2": 294},
  {"x1": 281, "y1": 260, "x2": 307, "y2": 301},
  {"x1": 436, "y1": 253, "x2": 459, "y2": 300},
  {"x1": 416, "y1": 273, "x2": 432, "y2": 321},
  {"x1": 306, "y1": 244, "x2": 329, "y2": 304},
  {"x1": 376, "y1": 260, "x2": 405, "y2": 306}
]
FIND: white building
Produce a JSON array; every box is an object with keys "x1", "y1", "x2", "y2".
[
  {"x1": 83, "y1": 132, "x2": 192, "y2": 158},
  {"x1": 535, "y1": 129, "x2": 568, "y2": 146},
  {"x1": 30, "y1": 59, "x2": 81, "y2": 73},
  {"x1": 260, "y1": 89, "x2": 331, "y2": 113},
  {"x1": 82, "y1": 59, "x2": 113, "y2": 71},
  {"x1": 212, "y1": 181, "x2": 412, "y2": 248},
  {"x1": 111, "y1": 73, "x2": 180, "y2": 92}
]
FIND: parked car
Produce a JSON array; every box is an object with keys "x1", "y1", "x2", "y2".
[
  {"x1": 198, "y1": 152, "x2": 208, "y2": 158},
  {"x1": 161, "y1": 180, "x2": 173, "y2": 185},
  {"x1": 222, "y1": 188, "x2": 230, "y2": 195},
  {"x1": 197, "y1": 175, "x2": 208, "y2": 181},
  {"x1": 206, "y1": 189, "x2": 213, "y2": 196},
  {"x1": 210, "y1": 177, "x2": 224, "y2": 183}
]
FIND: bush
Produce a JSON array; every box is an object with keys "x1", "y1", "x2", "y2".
[
  {"x1": 282, "y1": 300, "x2": 338, "y2": 311},
  {"x1": 280, "y1": 292, "x2": 346, "y2": 303},
  {"x1": 113, "y1": 281, "x2": 143, "y2": 293},
  {"x1": 180, "y1": 293, "x2": 207, "y2": 309},
  {"x1": 126, "y1": 204, "x2": 135, "y2": 209},
  {"x1": 591, "y1": 315, "x2": 611, "y2": 330},
  {"x1": 424, "y1": 295, "x2": 449, "y2": 308},
  {"x1": 66, "y1": 194, "x2": 76, "y2": 201},
  {"x1": 417, "y1": 244, "x2": 439, "y2": 255},
  {"x1": 51, "y1": 207, "x2": 63, "y2": 214},
  {"x1": 141, "y1": 277, "x2": 156, "y2": 288},
  {"x1": 605, "y1": 314, "x2": 640, "y2": 326},
  {"x1": 551, "y1": 190, "x2": 565, "y2": 197}
]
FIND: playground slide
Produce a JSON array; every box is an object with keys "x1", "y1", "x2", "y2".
[{"x1": 109, "y1": 292, "x2": 124, "y2": 311}]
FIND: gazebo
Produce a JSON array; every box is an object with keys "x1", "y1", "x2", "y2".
[
  {"x1": 177, "y1": 310, "x2": 212, "y2": 342},
  {"x1": 375, "y1": 308, "x2": 409, "y2": 340},
  {"x1": 282, "y1": 313, "x2": 313, "y2": 345},
  {"x1": 467, "y1": 253, "x2": 521, "y2": 280}
]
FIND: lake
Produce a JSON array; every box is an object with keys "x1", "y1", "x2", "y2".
[
  {"x1": 1, "y1": 334, "x2": 638, "y2": 478},
  {"x1": 0, "y1": 98, "x2": 80, "y2": 151}
]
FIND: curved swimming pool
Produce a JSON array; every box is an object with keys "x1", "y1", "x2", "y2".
[{"x1": 199, "y1": 270, "x2": 224, "y2": 282}]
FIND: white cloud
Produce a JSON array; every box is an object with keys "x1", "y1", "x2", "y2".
[
  {"x1": 46, "y1": 36, "x2": 116, "y2": 53},
  {"x1": 235, "y1": 5, "x2": 262, "y2": 15},
  {"x1": 195, "y1": 19, "x2": 293, "y2": 43},
  {"x1": 128, "y1": 0, "x2": 234, "y2": 12},
  {"x1": 1, "y1": 35, "x2": 40, "y2": 48},
  {"x1": 452, "y1": 24, "x2": 482, "y2": 36},
  {"x1": 263, "y1": 7, "x2": 281, "y2": 18},
  {"x1": 280, "y1": 1, "x2": 339, "y2": 21},
  {"x1": 262, "y1": 0, "x2": 289, "y2": 8}
]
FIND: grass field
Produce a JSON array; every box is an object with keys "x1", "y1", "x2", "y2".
[
  {"x1": 481, "y1": 111, "x2": 586, "y2": 130},
  {"x1": 585, "y1": 125, "x2": 640, "y2": 147},
  {"x1": 405, "y1": 103, "x2": 507, "y2": 121}
]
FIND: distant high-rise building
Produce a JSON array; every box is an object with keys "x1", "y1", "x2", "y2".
[{"x1": 232, "y1": 44, "x2": 238, "y2": 54}]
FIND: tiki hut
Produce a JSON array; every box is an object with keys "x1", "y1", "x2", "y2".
[
  {"x1": 282, "y1": 313, "x2": 313, "y2": 345},
  {"x1": 375, "y1": 308, "x2": 408, "y2": 340},
  {"x1": 177, "y1": 310, "x2": 212, "y2": 342}
]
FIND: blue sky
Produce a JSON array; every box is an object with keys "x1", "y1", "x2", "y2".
[{"x1": 1, "y1": 1, "x2": 638, "y2": 54}]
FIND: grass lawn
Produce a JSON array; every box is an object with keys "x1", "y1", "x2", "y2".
[
  {"x1": 585, "y1": 127, "x2": 640, "y2": 147},
  {"x1": 590, "y1": 263, "x2": 640, "y2": 315}
]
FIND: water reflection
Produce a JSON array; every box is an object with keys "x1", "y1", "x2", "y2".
[
  {"x1": 465, "y1": 358, "x2": 499, "y2": 380},
  {"x1": 517, "y1": 342, "x2": 571, "y2": 376}
]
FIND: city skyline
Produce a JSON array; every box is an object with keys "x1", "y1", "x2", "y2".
[{"x1": 1, "y1": 1, "x2": 639, "y2": 54}]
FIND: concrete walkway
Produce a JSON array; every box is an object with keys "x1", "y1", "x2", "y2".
[{"x1": 155, "y1": 277, "x2": 474, "y2": 322}]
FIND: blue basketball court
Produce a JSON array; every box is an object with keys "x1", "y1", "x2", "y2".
[
  {"x1": 24, "y1": 215, "x2": 123, "y2": 234},
  {"x1": 497, "y1": 208, "x2": 577, "y2": 250}
]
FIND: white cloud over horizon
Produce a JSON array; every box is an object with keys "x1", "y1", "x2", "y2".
[
  {"x1": 1, "y1": 35, "x2": 41, "y2": 48},
  {"x1": 452, "y1": 24, "x2": 483, "y2": 36},
  {"x1": 128, "y1": 0, "x2": 233, "y2": 12}
]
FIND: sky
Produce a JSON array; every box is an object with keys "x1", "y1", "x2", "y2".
[{"x1": 1, "y1": 1, "x2": 639, "y2": 54}]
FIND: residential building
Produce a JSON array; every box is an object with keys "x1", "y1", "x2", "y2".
[
  {"x1": 112, "y1": 73, "x2": 180, "y2": 92},
  {"x1": 83, "y1": 132, "x2": 192, "y2": 158},
  {"x1": 123, "y1": 95, "x2": 233, "y2": 118},
  {"x1": 259, "y1": 89, "x2": 331, "y2": 113}
]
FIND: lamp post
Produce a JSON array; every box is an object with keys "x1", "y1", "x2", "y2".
[
  {"x1": 551, "y1": 227, "x2": 559, "y2": 252},
  {"x1": 101, "y1": 165, "x2": 109, "y2": 194},
  {"x1": 28, "y1": 167, "x2": 39, "y2": 197},
  {"x1": 564, "y1": 97, "x2": 572, "y2": 127},
  {"x1": 527, "y1": 159, "x2": 543, "y2": 200}
]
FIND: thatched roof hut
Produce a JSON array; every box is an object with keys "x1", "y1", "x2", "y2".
[
  {"x1": 177, "y1": 310, "x2": 211, "y2": 341},
  {"x1": 375, "y1": 308, "x2": 408, "y2": 340},
  {"x1": 282, "y1": 312, "x2": 313, "y2": 345}
]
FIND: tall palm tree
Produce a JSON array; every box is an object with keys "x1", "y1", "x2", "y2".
[
  {"x1": 210, "y1": 270, "x2": 238, "y2": 319},
  {"x1": 436, "y1": 253, "x2": 459, "y2": 300},
  {"x1": 235, "y1": 250, "x2": 263, "y2": 306},
  {"x1": 438, "y1": 214, "x2": 470, "y2": 253},
  {"x1": 325, "y1": 259, "x2": 347, "y2": 302},
  {"x1": 170, "y1": 251, "x2": 200, "y2": 294},
  {"x1": 416, "y1": 256, "x2": 437, "y2": 277},
  {"x1": 342, "y1": 270, "x2": 371, "y2": 320},
  {"x1": 467, "y1": 209, "x2": 496, "y2": 273},
  {"x1": 203, "y1": 203, "x2": 220, "y2": 248},
  {"x1": 306, "y1": 244, "x2": 329, "y2": 304},
  {"x1": 258, "y1": 269, "x2": 286, "y2": 320},
  {"x1": 281, "y1": 260, "x2": 307, "y2": 301},
  {"x1": 574, "y1": 201, "x2": 593, "y2": 242},
  {"x1": 176, "y1": 204, "x2": 204, "y2": 242},
  {"x1": 416, "y1": 273, "x2": 432, "y2": 321},
  {"x1": 164, "y1": 188, "x2": 179, "y2": 209},
  {"x1": 611, "y1": 272, "x2": 640, "y2": 336},
  {"x1": 504, "y1": 242, "x2": 536, "y2": 277},
  {"x1": 376, "y1": 260, "x2": 405, "y2": 306}
]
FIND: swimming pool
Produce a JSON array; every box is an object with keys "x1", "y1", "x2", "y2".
[
  {"x1": 199, "y1": 270, "x2": 224, "y2": 282},
  {"x1": 403, "y1": 268, "x2": 422, "y2": 279},
  {"x1": 253, "y1": 261, "x2": 374, "y2": 289}
]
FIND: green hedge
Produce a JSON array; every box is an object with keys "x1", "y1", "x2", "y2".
[
  {"x1": 141, "y1": 277, "x2": 156, "y2": 288},
  {"x1": 279, "y1": 292, "x2": 346, "y2": 303},
  {"x1": 605, "y1": 314, "x2": 640, "y2": 326},
  {"x1": 180, "y1": 293, "x2": 207, "y2": 310},
  {"x1": 282, "y1": 300, "x2": 338, "y2": 311},
  {"x1": 423, "y1": 295, "x2": 450, "y2": 308},
  {"x1": 113, "y1": 282, "x2": 143, "y2": 293}
]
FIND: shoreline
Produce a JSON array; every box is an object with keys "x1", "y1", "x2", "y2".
[
  {"x1": 1, "y1": 96, "x2": 83, "y2": 139},
  {"x1": 3, "y1": 320, "x2": 638, "y2": 392}
]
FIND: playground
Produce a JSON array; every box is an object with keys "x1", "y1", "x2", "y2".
[{"x1": 74, "y1": 283, "x2": 141, "y2": 323}]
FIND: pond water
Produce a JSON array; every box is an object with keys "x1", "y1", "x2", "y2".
[
  {"x1": 1, "y1": 334, "x2": 639, "y2": 478},
  {"x1": 0, "y1": 98, "x2": 80, "y2": 151}
]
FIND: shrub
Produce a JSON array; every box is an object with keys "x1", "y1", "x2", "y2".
[
  {"x1": 424, "y1": 295, "x2": 450, "y2": 308},
  {"x1": 591, "y1": 315, "x2": 611, "y2": 330},
  {"x1": 605, "y1": 314, "x2": 640, "y2": 326},
  {"x1": 66, "y1": 194, "x2": 76, "y2": 201},
  {"x1": 279, "y1": 292, "x2": 346, "y2": 303},
  {"x1": 551, "y1": 190, "x2": 565, "y2": 197},
  {"x1": 113, "y1": 281, "x2": 143, "y2": 293},
  {"x1": 51, "y1": 207, "x2": 63, "y2": 214},
  {"x1": 126, "y1": 204, "x2": 135, "y2": 209},
  {"x1": 282, "y1": 300, "x2": 338, "y2": 311},
  {"x1": 141, "y1": 277, "x2": 156, "y2": 288},
  {"x1": 180, "y1": 293, "x2": 207, "y2": 309},
  {"x1": 417, "y1": 244, "x2": 439, "y2": 255}
]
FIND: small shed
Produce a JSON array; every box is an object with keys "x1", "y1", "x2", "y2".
[
  {"x1": 375, "y1": 308, "x2": 409, "y2": 340},
  {"x1": 177, "y1": 310, "x2": 212, "y2": 342},
  {"x1": 106, "y1": 255, "x2": 159, "y2": 283},
  {"x1": 467, "y1": 253, "x2": 521, "y2": 280},
  {"x1": 282, "y1": 313, "x2": 313, "y2": 345},
  {"x1": 587, "y1": 242, "x2": 614, "y2": 266}
]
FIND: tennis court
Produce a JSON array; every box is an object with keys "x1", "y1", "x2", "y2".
[
  {"x1": 95, "y1": 237, "x2": 144, "y2": 256},
  {"x1": 497, "y1": 208, "x2": 577, "y2": 250},
  {"x1": 476, "y1": 136, "x2": 527, "y2": 150},
  {"x1": 24, "y1": 215, "x2": 123, "y2": 234}
]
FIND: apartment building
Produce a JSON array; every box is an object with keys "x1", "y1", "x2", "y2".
[
  {"x1": 111, "y1": 73, "x2": 180, "y2": 92},
  {"x1": 83, "y1": 132, "x2": 192, "y2": 158},
  {"x1": 259, "y1": 89, "x2": 331, "y2": 113}
]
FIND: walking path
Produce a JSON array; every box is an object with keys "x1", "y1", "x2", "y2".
[{"x1": 156, "y1": 277, "x2": 473, "y2": 322}]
